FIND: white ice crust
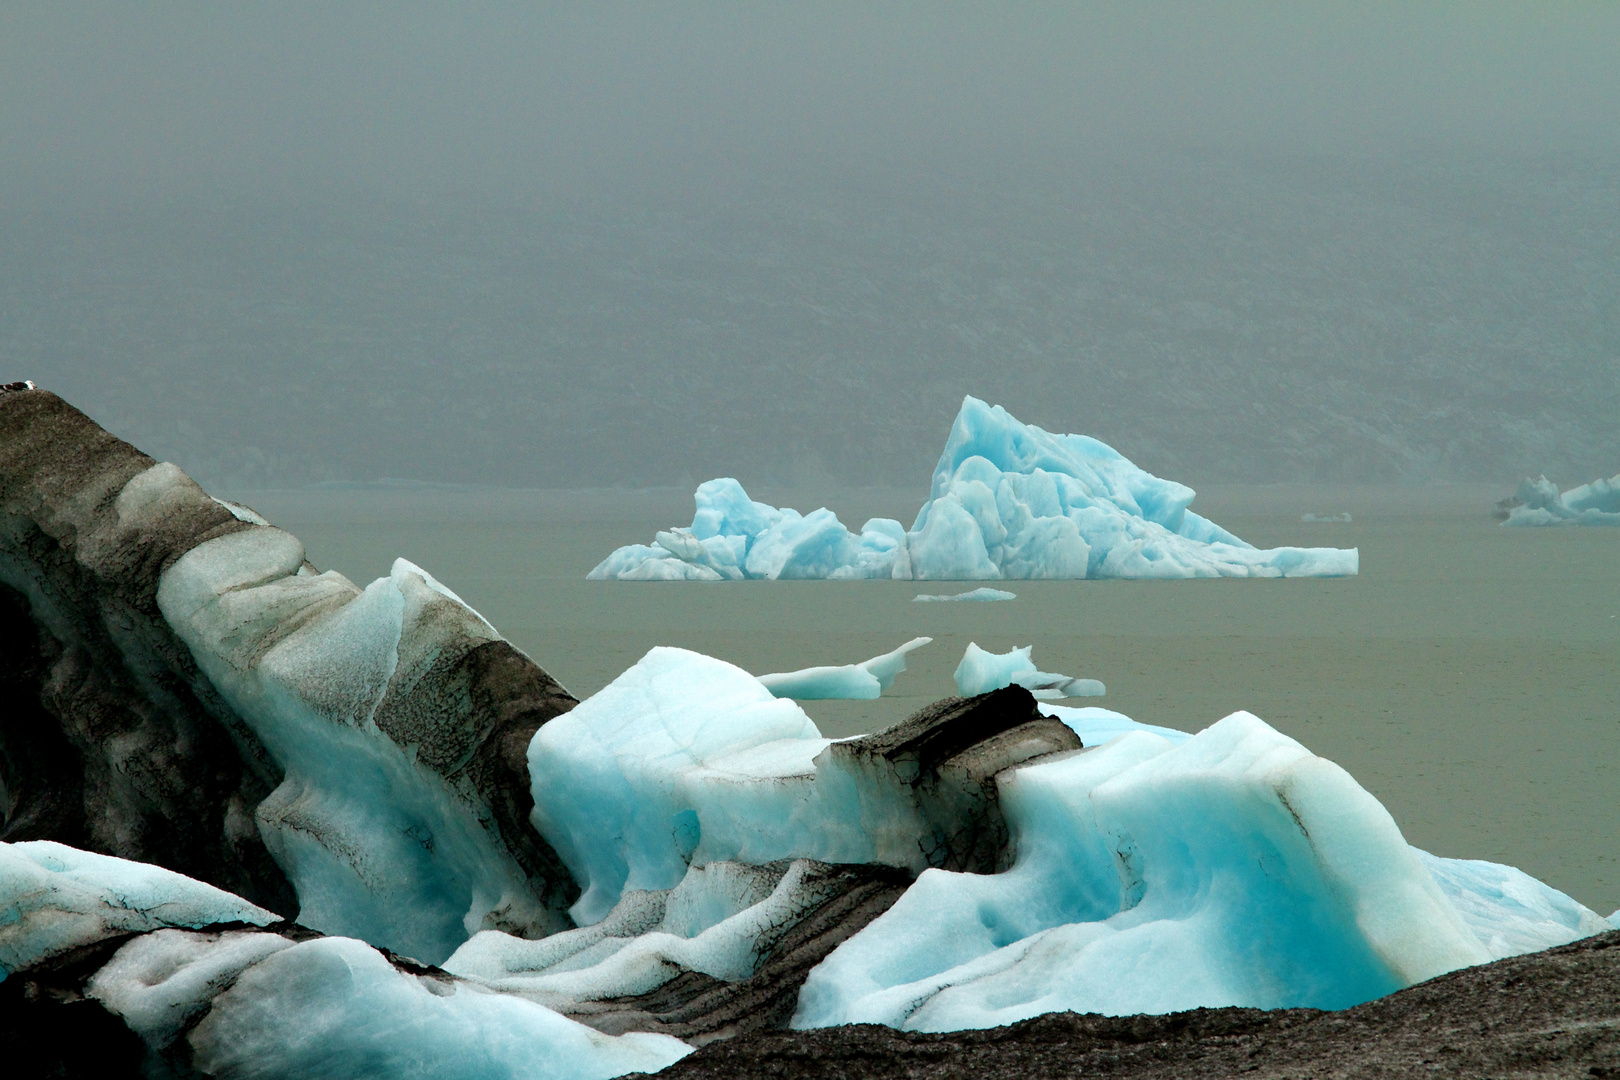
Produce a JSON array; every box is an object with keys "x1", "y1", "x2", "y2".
[
  {"x1": 758, "y1": 636, "x2": 932, "y2": 699},
  {"x1": 0, "y1": 841, "x2": 278, "y2": 977},
  {"x1": 157, "y1": 521, "x2": 562, "y2": 964},
  {"x1": 1503, "y1": 473, "x2": 1620, "y2": 526},
  {"x1": 589, "y1": 397, "x2": 1359, "y2": 581},
  {"x1": 954, "y1": 642, "x2": 1105, "y2": 699}
]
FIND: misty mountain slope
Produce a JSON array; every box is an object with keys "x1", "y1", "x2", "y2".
[{"x1": 5, "y1": 152, "x2": 1616, "y2": 490}]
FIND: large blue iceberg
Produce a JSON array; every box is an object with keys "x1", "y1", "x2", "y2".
[
  {"x1": 589, "y1": 397, "x2": 1359, "y2": 581},
  {"x1": 1501, "y1": 473, "x2": 1620, "y2": 526}
]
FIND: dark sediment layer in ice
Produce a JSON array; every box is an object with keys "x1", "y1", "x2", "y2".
[{"x1": 0, "y1": 389, "x2": 580, "y2": 957}]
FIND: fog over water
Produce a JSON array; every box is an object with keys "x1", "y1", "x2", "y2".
[{"x1": 2, "y1": 4, "x2": 1617, "y2": 489}]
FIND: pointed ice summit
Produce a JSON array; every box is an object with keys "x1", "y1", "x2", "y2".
[{"x1": 589, "y1": 397, "x2": 1358, "y2": 581}]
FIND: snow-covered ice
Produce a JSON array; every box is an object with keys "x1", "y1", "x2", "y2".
[
  {"x1": 1502, "y1": 473, "x2": 1620, "y2": 526},
  {"x1": 914, "y1": 587, "x2": 1017, "y2": 602},
  {"x1": 758, "y1": 637, "x2": 932, "y2": 699},
  {"x1": 954, "y1": 642, "x2": 1104, "y2": 699},
  {"x1": 589, "y1": 397, "x2": 1358, "y2": 581}
]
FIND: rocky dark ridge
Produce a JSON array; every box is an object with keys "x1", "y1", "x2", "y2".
[{"x1": 634, "y1": 930, "x2": 1620, "y2": 1080}]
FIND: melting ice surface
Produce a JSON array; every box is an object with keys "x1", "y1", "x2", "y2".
[
  {"x1": 521, "y1": 646, "x2": 1608, "y2": 1029},
  {"x1": 1502, "y1": 473, "x2": 1620, "y2": 526},
  {"x1": 589, "y1": 397, "x2": 1358, "y2": 580}
]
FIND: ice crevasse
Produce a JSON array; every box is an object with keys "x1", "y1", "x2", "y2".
[{"x1": 589, "y1": 396, "x2": 1359, "y2": 581}]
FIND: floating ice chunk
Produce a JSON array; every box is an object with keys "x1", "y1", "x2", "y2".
[
  {"x1": 0, "y1": 841, "x2": 279, "y2": 977},
  {"x1": 1301, "y1": 512, "x2": 1352, "y2": 523},
  {"x1": 759, "y1": 637, "x2": 932, "y2": 700},
  {"x1": 183, "y1": 935, "x2": 692, "y2": 1080},
  {"x1": 794, "y1": 712, "x2": 1500, "y2": 1030},
  {"x1": 1502, "y1": 472, "x2": 1620, "y2": 526},
  {"x1": 953, "y1": 642, "x2": 1103, "y2": 699},
  {"x1": 589, "y1": 397, "x2": 1357, "y2": 580},
  {"x1": 913, "y1": 587, "x2": 1017, "y2": 602}
]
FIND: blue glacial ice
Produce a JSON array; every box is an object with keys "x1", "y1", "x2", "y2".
[
  {"x1": 157, "y1": 525, "x2": 569, "y2": 964},
  {"x1": 519, "y1": 647, "x2": 1605, "y2": 1026},
  {"x1": 790, "y1": 713, "x2": 1609, "y2": 1030},
  {"x1": 1502, "y1": 473, "x2": 1620, "y2": 526},
  {"x1": 914, "y1": 587, "x2": 1017, "y2": 602},
  {"x1": 954, "y1": 642, "x2": 1105, "y2": 699},
  {"x1": 589, "y1": 396, "x2": 1358, "y2": 580},
  {"x1": 758, "y1": 636, "x2": 932, "y2": 699}
]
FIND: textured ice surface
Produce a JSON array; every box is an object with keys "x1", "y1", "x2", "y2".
[
  {"x1": 954, "y1": 642, "x2": 1104, "y2": 699},
  {"x1": 529, "y1": 647, "x2": 940, "y2": 926},
  {"x1": 589, "y1": 397, "x2": 1358, "y2": 580},
  {"x1": 914, "y1": 587, "x2": 1017, "y2": 602},
  {"x1": 158, "y1": 528, "x2": 564, "y2": 963},
  {"x1": 446, "y1": 858, "x2": 858, "y2": 1014},
  {"x1": 1502, "y1": 473, "x2": 1620, "y2": 526},
  {"x1": 759, "y1": 637, "x2": 932, "y2": 699},
  {"x1": 0, "y1": 841, "x2": 278, "y2": 977},
  {"x1": 178, "y1": 935, "x2": 690, "y2": 1079},
  {"x1": 793, "y1": 712, "x2": 1604, "y2": 1031}
]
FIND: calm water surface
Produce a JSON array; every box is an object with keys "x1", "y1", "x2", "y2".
[{"x1": 234, "y1": 484, "x2": 1620, "y2": 914}]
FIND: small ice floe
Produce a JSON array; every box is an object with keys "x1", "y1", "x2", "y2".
[
  {"x1": 953, "y1": 642, "x2": 1104, "y2": 699},
  {"x1": 1301, "y1": 512, "x2": 1352, "y2": 524},
  {"x1": 757, "y1": 637, "x2": 933, "y2": 700},
  {"x1": 913, "y1": 587, "x2": 1017, "y2": 602}
]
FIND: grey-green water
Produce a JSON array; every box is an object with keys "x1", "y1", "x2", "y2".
[{"x1": 233, "y1": 484, "x2": 1620, "y2": 915}]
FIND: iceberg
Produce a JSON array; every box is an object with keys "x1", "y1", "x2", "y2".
[
  {"x1": 913, "y1": 587, "x2": 1017, "y2": 602},
  {"x1": 1500, "y1": 473, "x2": 1620, "y2": 526},
  {"x1": 589, "y1": 397, "x2": 1359, "y2": 581},
  {"x1": 954, "y1": 642, "x2": 1105, "y2": 699},
  {"x1": 758, "y1": 636, "x2": 932, "y2": 699}
]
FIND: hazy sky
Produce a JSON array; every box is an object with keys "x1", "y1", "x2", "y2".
[{"x1": 5, "y1": 3, "x2": 1619, "y2": 200}]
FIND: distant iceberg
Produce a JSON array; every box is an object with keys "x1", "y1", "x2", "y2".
[
  {"x1": 588, "y1": 397, "x2": 1358, "y2": 581},
  {"x1": 914, "y1": 587, "x2": 1017, "y2": 602},
  {"x1": 1500, "y1": 473, "x2": 1620, "y2": 527}
]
